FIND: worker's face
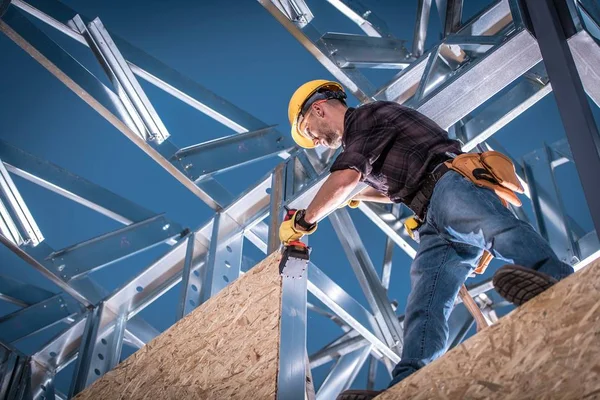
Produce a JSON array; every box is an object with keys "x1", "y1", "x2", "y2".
[{"x1": 299, "y1": 101, "x2": 343, "y2": 149}]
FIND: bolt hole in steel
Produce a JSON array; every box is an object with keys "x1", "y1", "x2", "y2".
[
  {"x1": 226, "y1": 246, "x2": 232, "y2": 253},
  {"x1": 98, "y1": 353, "x2": 104, "y2": 360},
  {"x1": 136, "y1": 286, "x2": 143, "y2": 292},
  {"x1": 101, "y1": 338, "x2": 107, "y2": 345},
  {"x1": 94, "y1": 369, "x2": 101, "y2": 376},
  {"x1": 49, "y1": 351, "x2": 57, "y2": 358},
  {"x1": 223, "y1": 275, "x2": 229, "y2": 283},
  {"x1": 191, "y1": 284, "x2": 198, "y2": 292},
  {"x1": 193, "y1": 270, "x2": 200, "y2": 277},
  {"x1": 265, "y1": 187, "x2": 271, "y2": 194},
  {"x1": 189, "y1": 299, "x2": 196, "y2": 307},
  {"x1": 224, "y1": 261, "x2": 231, "y2": 268}
]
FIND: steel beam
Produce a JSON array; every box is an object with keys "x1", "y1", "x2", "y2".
[
  {"x1": 278, "y1": 269, "x2": 309, "y2": 400},
  {"x1": 357, "y1": 202, "x2": 417, "y2": 258},
  {"x1": 523, "y1": 144, "x2": 578, "y2": 264},
  {"x1": 0, "y1": 7, "x2": 224, "y2": 210},
  {"x1": 569, "y1": 30, "x2": 600, "y2": 108},
  {"x1": 375, "y1": 0, "x2": 512, "y2": 103},
  {"x1": 322, "y1": 33, "x2": 411, "y2": 69},
  {"x1": 123, "y1": 316, "x2": 159, "y2": 348},
  {"x1": 0, "y1": 9, "x2": 274, "y2": 244},
  {"x1": 256, "y1": 0, "x2": 376, "y2": 103},
  {"x1": 459, "y1": 64, "x2": 552, "y2": 151},
  {"x1": 325, "y1": 0, "x2": 392, "y2": 37},
  {"x1": 307, "y1": 264, "x2": 399, "y2": 364},
  {"x1": 524, "y1": 0, "x2": 600, "y2": 235},
  {"x1": 316, "y1": 345, "x2": 371, "y2": 399},
  {"x1": 381, "y1": 204, "x2": 401, "y2": 290},
  {"x1": 447, "y1": 305, "x2": 475, "y2": 349},
  {"x1": 31, "y1": 314, "x2": 86, "y2": 374},
  {"x1": 202, "y1": 213, "x2": 244, "y2": 303},
  {"x1": 271, "y1": 0, "x2": 314, "y2": 28},
  {"x1": 46, "y1": 215, "x2": 183, "y2": 282},
  {"x1": 0, "y1": 138, "x2": 268, "y2": 252},
  {"x1": 416, "y1": 29, "x2": 542, "y2": 130},
  {"x1": 73, "y1": 16, "x2": 171, "y2": 144},
  {"x1": 12, "y1": 0, "x2": 274, "y2": 134},
  {"x1": 0, "y1": 274, "x2": 54, "y2": 306},
  {"x1": 309, "y1": 333, "x2": 367, "y2": 369},
  {"x1": 0, "y1": 294, "x2": 82, "y2": 343},
  {"x1": 457, "y1": 63, "x2": 552, "y2": 152},
  {"x1": 0, "y1": 159, "x2": 43, "y2": 246},
  {"x1": 68, "y1": 306, "x2": 101, "y2": 397},
  {"x1": 307, "y1": 302, "x2": 350, "y2": 330},
  {"x1": 413, "y1": 0, "x2": 432, "y2": 58},
  {"x1": 0, "y1": 234, "x2": 92, "y2": 307},
  {"x1": 104, "y1": 232, "x2": 209, "y2": 320},
  {"x1": 330, "y1": 209, "x2": 403, "y2": 354},
  {"x1": 268, "y1": 163, "x2": 287, "y2": 253},
  {"x1": 442, "y1": 0, "x2": 463, "y2": 35},
  {"x1": 79, "y1": 304, "x2": 127, "y2": 389},
  {"x1": 30, "y1": 359, "x2": 56, "y2": 400},
  {"x1": 0, "y1": 342, "x2": 31, "y2": 400},
  {"x1": 0, "y1": 140, "x2": 155, "y2": 225},
  {"x1": 177, "y1": 232, "x2": 199, "y2": 319},
  {"x1": 173, "y1": 126, "x2": 293, "y2": 182},
  {"x1": 276, "y1": 168, "x2": 308, "y2": 400}
]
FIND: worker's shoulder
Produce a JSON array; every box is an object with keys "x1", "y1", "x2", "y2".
[{"x1": 353, "y1": 101, "x2": 412, "y2": 120}]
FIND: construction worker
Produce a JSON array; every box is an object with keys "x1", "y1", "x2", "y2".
[{"x1": 279, "y1": 80, "x2": 575, "y2": 399}]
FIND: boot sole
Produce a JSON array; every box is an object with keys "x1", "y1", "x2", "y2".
[{"x1": 493, "y1": 264, "x2": 557, "y2": 306}]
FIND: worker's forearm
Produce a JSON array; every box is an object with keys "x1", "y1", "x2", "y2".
[
  {"x1": 353, "y1": 187, "x2": 393, "y2": 203},
  {"x1": 304, "y1": 170, "x2": 360, "y2": 224}
]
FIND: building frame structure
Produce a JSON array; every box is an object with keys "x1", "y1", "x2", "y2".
[{"x1": 0, "y1": 0, "x2": 599, "y2": 398}]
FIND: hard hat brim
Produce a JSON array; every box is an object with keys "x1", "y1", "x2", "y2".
[{"x1": 291, "y1": 119, "x2": 316, "y2": 149}]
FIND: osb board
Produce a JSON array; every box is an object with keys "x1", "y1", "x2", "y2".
[
  {"x1": 378, "y1": 259, "x2": 600, "y2": 400},
  {"x1": 75, "y1": 252, "x2": 283, "y2": 400}
]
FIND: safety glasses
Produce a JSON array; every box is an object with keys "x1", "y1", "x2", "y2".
[{"x1": 297, "y1": 99, "x2": 329, "y2": 142}]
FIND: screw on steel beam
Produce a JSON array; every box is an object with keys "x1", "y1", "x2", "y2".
[{"x1": 522, "y1": 0, "x2": 600, "y2": 235}]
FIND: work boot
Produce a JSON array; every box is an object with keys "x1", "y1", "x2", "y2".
[
  {"x1": 336, "y1": 389, "x2": 383, "y2": 400},
  {"x1": 493, "y1": 264, "x2": 557, "y2": 306}
]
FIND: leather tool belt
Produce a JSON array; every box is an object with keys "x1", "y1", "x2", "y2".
[
  {"x1": 408, "y1": 162, "x2": 451, "y2": 222},
  {"x1": 406, "y1": 151, "x2": 524, "y2": 275}
]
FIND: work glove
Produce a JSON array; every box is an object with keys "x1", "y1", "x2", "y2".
[
  {"x1": 279, "y1": 209, "x2": 317, "y2": 246},
  {"x1": 338, "y1": 199, "x2": 361, "y2": 209}
]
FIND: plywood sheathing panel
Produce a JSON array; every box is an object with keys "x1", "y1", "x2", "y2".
[
  {"x1": 378, "y1": 259, "x2": 600, "y2": 400},
  {"x1": 75, "y1": 251, "x2": 283, "y2": 400}
]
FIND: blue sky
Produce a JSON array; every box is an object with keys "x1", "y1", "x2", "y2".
[{"x1": 1, "y1": 0, "x2": 599, "y2": 393}]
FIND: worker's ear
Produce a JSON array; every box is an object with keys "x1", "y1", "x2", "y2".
[{"x1": 313, "y1": 103, "x2": 325, "y2": 119}]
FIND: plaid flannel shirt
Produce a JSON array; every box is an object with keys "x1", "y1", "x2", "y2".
[{"x1": 330, "y1": 101, "x2": 463, "y2": 205}]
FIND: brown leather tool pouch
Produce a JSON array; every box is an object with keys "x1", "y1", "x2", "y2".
[
  {"x1": 480, "y1": 151, "x2": 524, "y2": 194},
  {"x1": 444, "y1": 151, "x2": 524, "y2": 207}
]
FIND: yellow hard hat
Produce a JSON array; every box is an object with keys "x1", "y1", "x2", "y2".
[{"x1": 288, "y1": 80, "x2": 346, "y2": 149}]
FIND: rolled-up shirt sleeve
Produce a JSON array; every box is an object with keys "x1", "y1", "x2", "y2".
[{"x1": 330, "y1": 151, "x2": 372, "y2": 178}]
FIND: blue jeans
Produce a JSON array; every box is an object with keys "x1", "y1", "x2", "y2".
[{"x1": 389, "y1": 171, "x2": 574, "y2": 387}]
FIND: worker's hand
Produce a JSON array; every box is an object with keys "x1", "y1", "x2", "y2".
[
  {"x1": 338, "y1": 199, "x2": 361, "y2": 209},
  {"x1": 279, "y1": 209, "x2": 317, "y2": 246}
]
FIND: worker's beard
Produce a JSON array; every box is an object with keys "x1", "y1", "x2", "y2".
[{"x1": 318, "y1": 121, "x2": 343, "y2": 149}]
